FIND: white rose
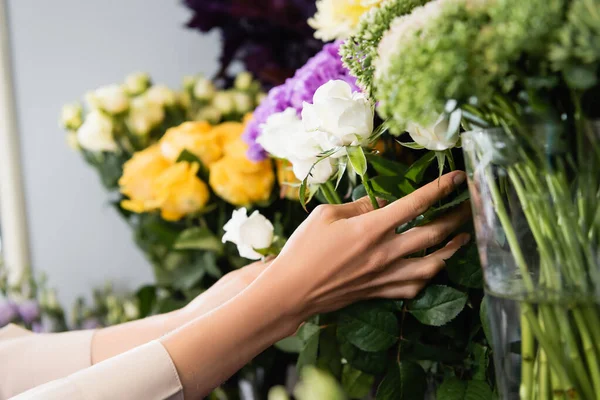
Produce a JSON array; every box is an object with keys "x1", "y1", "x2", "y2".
[
  {"x1": 77, "y1": 110, "x2": 117, "y2": 152},
  {"x1": 126, "y1": 95, "x2": 165, "y2": 136},
  {"x1": 86, "y1": 84, "x2": 129, "y2": 114},
  {"x1": 406, "y1": 115, "x2": 459, "y2": 151},
  {"x1": 193, "y1": 78, "x2": 216, "y2": 101},
  {"x1": 60, "y1": 102, "x2": 83, "y2": 130},
  {"x1": 222, "y1": 208, "x2": 274, "y2": 260},
  {"x1": 292, "y1": 156, "x2": 337, "y2": 185},
  {"x1": 124, "y1": 72, "x2": 151, "y2": 95},
  {"x1": 257, "y1": 108, "x2": 304, "y2": 160},
  {"x1": 301, "y1": 80, "x2": 373, "y2": 148},
  {"x1": 146, "y1": 85, "x2": 176, "y2": 107},
  {"x1": 196, "y1": 106, "x2": 222, "y2": 124}
]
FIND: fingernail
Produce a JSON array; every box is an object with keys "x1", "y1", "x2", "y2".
[
  {"x1": 453, "y1": 172, "x2": 466, "y2": 186},
  {"x1": 377, "y1": 198, "x2": 388, "y2": 207},
  {"x1": 461, "y1": 233, "x2": 471, "y2": 246}
]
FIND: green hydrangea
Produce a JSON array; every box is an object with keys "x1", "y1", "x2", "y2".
[
  {"x1": 374, "y1": 0, "x2": 567, "y2": 133},
  {"x1": 550, "y1": 0, "x2": 600, "y2": 89},
  {"x1": 339, "y1": 0, "x2": 430, "y2": 96}
]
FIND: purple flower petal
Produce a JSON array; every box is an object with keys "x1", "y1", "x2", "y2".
[
  {"x1": 18, "y1": 300, "x2": 41, "y2": 325},
  {"x1": 0, "y1": 301, "x2": 18, "y2": 327}
]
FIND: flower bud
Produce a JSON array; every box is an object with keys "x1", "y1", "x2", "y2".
[
  {"x1": 77, "y1": 110, "x2": 117, "y2": 152},
  {"x1": 195, "y1": 106, "x2": 222, "y2": 124},
  {"x1": 212, "y1": 92, "x2": 236, "y2": 114},
  {"x1": 193, "y1": 78, "x2": 217, "y2": 101},
  {"x1": 233, "y1": 92, "x2": 253, "y2": 114},
  {"x1": 234, "y1": 72, "x2": 253, "y2": 91},
  {"x1": 86, "y1": 84, "x2": 129, "y2": 114},
  {"x1": 146, "y1": 85, "x2": 177, "y2": 107},
  {"x1": 60, "y1": 103, "x2": 83, "y2": 130},
  {"x1": 182, "y1": 75, "x2": 197, "y2": 91},
  {"x1": 124, "y1": 72, "x2": 151, "y2": 96},
  {"x1": 222, "y1": 208, "x2": 274, "y2": 260}
]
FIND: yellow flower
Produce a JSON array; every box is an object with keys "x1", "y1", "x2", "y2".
[
  {"x1": 119, "y1": 145, "x2": 171, "y2": 213},
  {"x1": 210, "y1": 121, "x2": 245, "y2": 155},
  {"x1": 276, "y1": 159, "x2": 300, "y2": 200},
  {"x1": 209, "y1": 139, "x2": 275, "y2": 206},
  {"x1": 159, "y1": 121, "x2": 222, "y2": 166},
  {"x1": 152, "y1": 162, "x2": 210, "y2": 221},
  {"x1": 309, "y1": 0, "x2": 383, "y2": 41}
]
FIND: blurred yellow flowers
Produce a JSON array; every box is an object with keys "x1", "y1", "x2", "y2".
[
  {"x1": 119, "y1": 115, "x2": 275, "y2": 219},
  {"x1": 309, "y1": 0, "x2": 383, "y2": 41}
]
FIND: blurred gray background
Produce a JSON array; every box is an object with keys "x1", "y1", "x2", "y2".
[{"x1": 6, "y1": 0, "x2": 219, "y2": 308}]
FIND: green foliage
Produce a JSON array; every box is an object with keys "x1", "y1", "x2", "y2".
[
  {"x1": 376, "y1": 361, "x2": 427, "y2": 400},
  {"x1": 407, "y1": 285, "x2": 468, "y2": 326},
  {"x1": 436, "y1": 377, "x2": 494, "y2": 400},
  {"x1": 341, "y1": 365, "x2": 374, "y2": 399},
  {"x1": 337, "y1": 303, "x2": 399, "y2": 352}
]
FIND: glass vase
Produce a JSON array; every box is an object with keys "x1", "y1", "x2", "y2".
[{"x1": 462, "y1": 123, "x2": 600, "y2": 400}]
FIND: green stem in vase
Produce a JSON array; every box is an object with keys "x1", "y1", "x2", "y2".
[
  {"x1": 320, "y1": 181, "x2": 342, "y2": 205},
  {"x1": 572, "y1": 309, "x2": 600, "y2": 396},
  {"x1": 521, "y1": 310, "x2": 536, "y2": 400}
]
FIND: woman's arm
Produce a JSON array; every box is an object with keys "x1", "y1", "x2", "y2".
[
  {"x1": 91, "y1": 261, "x2": 268, "y2": 363},
  {"x1": 163, "y1": 171, "x2": 470, "y2": 399}
]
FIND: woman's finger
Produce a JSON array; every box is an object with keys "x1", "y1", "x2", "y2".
[
  {"x1": 365, "y1": 280, "x2": 427, "y2": 300},
  {"x1": 356, "y1": 171, "x2": 466, "y2": 234},
  {"x1": 353, "y1": 232, "x2": 471, "y2": 292},
  {"x1": 381, "y1": 202, "x2": 471, "y2": 261},
  {"x1": 331, "y1": 195, "x2": 385, "y2": 219}
]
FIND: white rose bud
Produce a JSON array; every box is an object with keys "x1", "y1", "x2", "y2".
[
  {"x1": 126, "y1": 95, "x2": 165, "y2": 136},
  {"x1": 86, "y1": 84, "x2": 129, "y2": 114},
  {"x1": 233, "y1": 92, "x2": 253, "y2": 114},
  {"x1": 212, "y1": 92, "x2": 235, "y2": 114},
  {"x1": 193, "y1": 78, "x2": 216, "y2": 101},
  {"x1": 234, "y1": 72, "x2": 253, "y2": 91},
  {"x1": 292, "y1": 157, "x2": 337, "y2": 185},
  {"x1": 182, "y1": 75, "x2": 197, "y2": 91},
  {"x1": 60, "y1": 102, "x2": 83, "y2": 130},
  {"x1": 405, "y1": 115, "x2": 459, "y2": 151},
  {"x1": 146, "y1": 85, "x2": 177, "y2": 107},
  {"x1": 124, "y1": 72, "x2": 151, "y2": 95},
  {"x1": 222, "y1": 208, "x2": 274, "y2": 260},
  {"x1": 196, "y1": 106, "x2": 222, "y2": 124},
  {"x1": 77, "y1": 110, "x2": 117, "y2": 152},
  {"x1": 301, "y1": 80, "x2": 373, "y2": 148}
]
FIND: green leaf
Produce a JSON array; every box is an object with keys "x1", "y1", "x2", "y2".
[
  {"x1": 337, "y1": 303, "x2": 399, "y2": 352},
  {"x1": 172, "y1": 262, "x2": 206, "y2": 290},
  {"x1": 201, "y1": 252, "x2": 222, "y2": 279},
  {"x1": 338, "y1": 337, "x2": 387, "y2": 375},
  {"x1": 405, "y1": 151, "x2": 436, "y2": 183},
  {"x1": 297, "y1": 321, "x2": 321, "y2": 371},
  {"x1": 472, "y1": 344, "x2": 490, "y2": 381},
  {"x1": 480, "y1": 297, "x2": 493, "y2": 346},
  {"x1": 366, "y1": 153, "x2": 408, "y2": 177},
  {"x1": 341, "y1": 365, "x2": 374, "y2": 399},
  {"x1": 173, "y1": 227, "x2": 223, "y2": 253},
  {"x1": 446, "y1": 244, "x2": 483, "y2": 289},
  {"x1": 254, "y1": 236, "x2": 287, "y2": 258},
  {"x1": 347, "y1": 146, "x2": 368, "y2": 177},
  {"x1": 436, "y1": 377, "x2": 493, "y2": 400},
  {"x1": 135, "y1": 285, "x2": 156, "y2": 318},
  {"x1": 398, "y1": 141, "x2": 425, "y2": 150},
  {"x1": 351, "y1": 184, "x2": 367, "y2": 201},
  {"x1": 564, "y1": 65, "x2": 598, "y2": 90},
  {"x1": 177, "y1": 149, "x2": 209, "y2": 180},
  {"x1": 275, "y1": 336, "x2": 304, "y2": 353},
  {"x1": 435, "y1": 151, "x2": 447, "y2": 178},
  {"x1": 317, "y1": 328, "x2": 343, "y2": 378},
  {"x1": 336, "y1": 158, "x2": 348, "y2": 190},
  {"x1": 376, "y1": 361, "x2": 426, "y2": 400},
  {"x1": 407, "y1": 285, "x2": 468, "y2": 326}
]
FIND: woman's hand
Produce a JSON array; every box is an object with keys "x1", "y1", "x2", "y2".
[{"x1": 265, "y1": 170, "x2": 471, "y2": 320}]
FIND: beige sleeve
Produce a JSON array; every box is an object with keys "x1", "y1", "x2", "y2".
[
  {"x1": 0, "y1": 324, "x2": 95, "y2": 399},
  {"x1": 11, "y1": 340, "x2": 184, "y2": 400}
]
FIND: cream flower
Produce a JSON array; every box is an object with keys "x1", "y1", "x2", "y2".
[
  {"x1": 406, "y1": 115, "x2": 459, "y2": 151},
  {"x1": 60, "y1": 103, "x2": 83, "y2": 130},
  {"x1": 146, "y1": 85, "x2": 177, "y2": 107},
  {"x1": 309, "y1": 0, "x2": 383, "y2": 41},
  {"x1": 193, "y1": 78, "x2": 216, "y2": 100},
  {"x1": 77, "y1": 110, "x2": 117, "y2": 152},
  {"x1": 126, "y1": 95, "x2": 165, "y2": 136},
  {"x1": 86, "y1": 84, "x2": 129, "y2": 114},
  {"x1": 222, "y1": 208, "x2": 274, "y2": 260},
  {"x1": 124, "y1": 72, "x2": 151, "y2": 96}
]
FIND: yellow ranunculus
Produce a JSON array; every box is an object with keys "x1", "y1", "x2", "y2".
[
  {"x1": 209, "y1": 139, "x2": 275, "y2": 206},
  {"x1": 152, "y1": 162, "x2": 210, "y2": 221},
  {"x1": 119, "y1": 145, "x2": 171, "y2": 213},
  {"x1": 276, "y1": 159, "x2": 300, "y2": 200},
  {"x1": 210, "y1": 121, "x2": 245, "y2": 155},
  {"x1": 159, "y1": 121, "x2": 222, "y2": 166}
]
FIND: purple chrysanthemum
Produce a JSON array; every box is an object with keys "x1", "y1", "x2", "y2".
[
  {"x1": 0, "y1": 300, "x2": 18, "y2": 327},
  {"x1": 18, "y1": 300, "x2": 41, "y2": 325},
  {"x1": 243, "y1": 41, "x2": 359, "y2": 161}
]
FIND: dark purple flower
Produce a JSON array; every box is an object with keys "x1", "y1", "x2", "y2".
[
  {"x1": 31, "y1": 321, "x2": 45, "y2": 333},
  {"x1": 17, "y1": 300, "x2": 41, "y2": 325},
  {"x1": 0, "y1": 300, "x2": 18, "y2": 327},
  {"x1": 183, "y1": 0, "x2": 321, "y2": 87},
  {"x1": 242, "y1": 41, "x2": 360, "y2": 161}
]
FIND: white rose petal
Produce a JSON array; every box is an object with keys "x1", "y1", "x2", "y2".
[
  {"x1": 86, "y1": 84, "x2": 129, "y2": 114},
  {"x1": 222, "y1": 208, "x2": 274, "y2": 260},
  {"x1": 193, "y1": 78, "x2": 216, "y2": 100},
  {"x1": 301, "y1": 80, "x2": 373, "y2": 148},
  {"x1": 257, "y1": 108, "x2": 304, "y2": 160},
  {"x1": 212, "y1": 92, "x2": 235, "y2": 114},
  {"x1": 406, "y1": 115, "x2": 459, "y2": 151},
  {"x1": 124, "y1": 72, "x2": 151, "y2": 95},
  {"x1": 77, "y1": 110, "x2": 117, "y2": 152},
  {"x1": 126, "y1": 95, "x2": 165, "y2": 136},
  {"x1": 292, "y1": 156, "x2": 337, "y2": 185}
]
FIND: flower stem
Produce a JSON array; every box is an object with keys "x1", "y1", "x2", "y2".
[
  {"x1": 361, "y1": 172, "x2": 380, "y2": 210},
  {"x1": 320, "y1": 181, "x2": 341, "y2": 205}
]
